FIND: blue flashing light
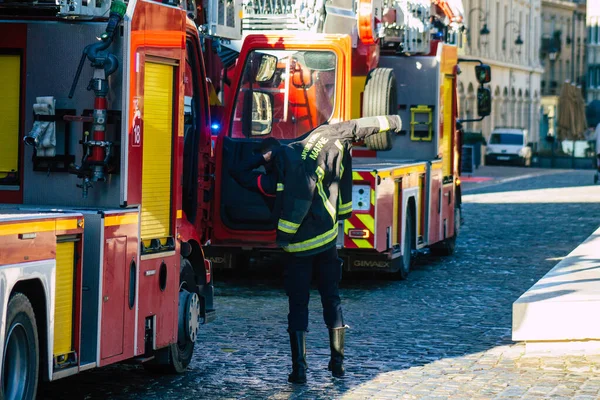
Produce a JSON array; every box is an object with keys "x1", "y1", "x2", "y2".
[{"x1": 211, "y1": 123, "x2": 220, "y2": 131}]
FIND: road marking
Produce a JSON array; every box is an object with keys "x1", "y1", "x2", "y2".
[{"x1": 462, "y1": 170, "x2": 569, "y2": 193}]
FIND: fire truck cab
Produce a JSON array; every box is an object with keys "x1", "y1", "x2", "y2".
[
  {"x1": 204, "y1": 0, "x2": 493, "y2": 278},
  {"x1": 0, "y1": 0, "x2": 228, "y2": 397}
]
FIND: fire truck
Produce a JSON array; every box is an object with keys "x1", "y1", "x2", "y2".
[
  {"x1": 0, "y1": 0, "x2": 241, "y2": 396},
  {"x1": 204, "y1": 0, "x2": 492, "y2": 278}
]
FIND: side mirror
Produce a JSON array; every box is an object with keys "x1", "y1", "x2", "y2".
[
  {"x1": 297, "y1": 51, "x2": 337, "y2": 71},
  {"x1": 242, "y1": 91, "x2": 273, "y2": 136},
  {"x1": 254, "y1": 54, "x2": 277, "y2": 82},
  {"x1": 477, "y1": 87, "x2": 492, "y2": 117},
  {"x1": 475, "y1": 64, "x2": 491, "y2": 84}
]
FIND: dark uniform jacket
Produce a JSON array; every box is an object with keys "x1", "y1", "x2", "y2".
[{"x1": 231, "y1": 115, "x2": 401, "y2": 257}]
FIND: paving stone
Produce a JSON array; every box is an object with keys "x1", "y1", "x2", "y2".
[{"x1": 39, "y1": 170, "x2": 600, "y2": 399}]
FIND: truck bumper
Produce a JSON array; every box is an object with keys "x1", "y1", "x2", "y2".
[
  {"x1": 485, "y1": 154, "x2": 522, "y2": 165},
  {"x1": 338, "y1": 250, "x2": 399, "y2": 273}
]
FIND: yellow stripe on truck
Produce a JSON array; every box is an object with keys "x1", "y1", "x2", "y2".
[
  {"x1": 105, "y1": 213, "x2": 138, "y2": 227},
  {"x1": 54, "y1": 241, "x2": 75, "y2": 358},
  {"x1": 356, "y1": 214, "x2": 375, "y2": 234},
  {"x1": 352, "y1": 239, "x2": 372, "y2": 248},
  {"x1": 55, "y1": 219, "x2": 79, "y2": 231},
  {"x1": 0, "y1": 220, "x2": 55, "y2": 236},
  {"x1": 141, "y1": 62, "x2": 174, "y2": 241},
  {"x1": 351, "y1": 76, "x2": 367, "y2": 119}
]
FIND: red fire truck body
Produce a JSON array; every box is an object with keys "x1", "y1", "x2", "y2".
[{"x1": 0, "y1": 0, "x2": 227, "y2": 397}]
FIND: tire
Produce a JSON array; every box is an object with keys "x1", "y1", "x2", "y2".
[
  {"x1": 2, "y1": 293, "x2": 39, "y2": 400},
  {"x1": 144, "y1": 259, "x2": 196, "y2": 374},
  {"x1": 392, "y1": 207, "x2": 413, "y2": 280},
  {"x1": 430, "y1": 206, "x2": 460, "y2": 256},
  {"x1": 144, "y1": 341, "x2": 194, "y2": 375},
  {"x1": 362, "y1": 68, "x2": 398, "y2": 151}
]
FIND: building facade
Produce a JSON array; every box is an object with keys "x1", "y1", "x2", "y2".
[
  {"x1": 587, "y1": 0, "x2": 600, "y2": 103},
  {"x1": 457, "y1": 0, "x2": 543, "y2": 146},
  {"x1": 541, "y1": 0, "x2": 587, "y2": 95},
  {"x1": 540, "y1": 0, "x2": 586, "y2": 142}
]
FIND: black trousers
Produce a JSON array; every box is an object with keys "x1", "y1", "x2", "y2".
[{"x1": 283, "y1": 246, "x2": 344, "y2": 332}]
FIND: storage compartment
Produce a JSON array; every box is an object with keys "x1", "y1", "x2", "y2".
[{"x1": 20, "y1": 22, "x2": 124, "y2": 207}]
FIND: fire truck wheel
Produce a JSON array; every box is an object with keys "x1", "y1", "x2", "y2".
[
  {"x1": 144, "y1": 340, "x2": 194, "y2": 375},
  {"x1": 2, "y1": 292, "x2": 39, "y2": 400},
  {"x1": 392, "y1": 207, "x2": 413, "y2": 280},
  {"x1": 362, "y1": 68, "x2": 397, "y2": 152},
  {"x1": 144, "y1": 259, "x2": 197, "y2": 375}
]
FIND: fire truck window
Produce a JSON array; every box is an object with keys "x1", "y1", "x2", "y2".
[
  {"x1": 231, "y1": 49, "x2": 337, "y2": 139},
  {"x1": 0, "y1": 54, "x2": 21, "y2": 186}
]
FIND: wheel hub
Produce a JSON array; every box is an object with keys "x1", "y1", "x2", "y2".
[
  {"x1": 3, "y1": 323, "x2": 29, "y2": 400},
  {"x1": 186, "y1": 293, "x2": 200, "y2": 343},
  {"x1": 178, "y1": 290, "x2": 200, "y2": 344}
]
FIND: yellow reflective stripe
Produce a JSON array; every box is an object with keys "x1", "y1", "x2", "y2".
[
  {"x1": 339, "y1": 201, "x2": 352, "y2": 214},
  {"x1": 318, "y1": 181, "x2": 336, "y2": 222},
  {"x1": 352, "y1": 239, "x2": 372, "y2": 248},
  {"x1": 338, "y1": 141, "x2": 345, "y2": 179},
  {"x1": 315, "y1": 167, "x2": 336, "y2": 222},
  {"x1": 356, "y1": 214, "x2": 375, "y2": 233},
  {"x1": 105, "y1": 214, "x2": 138, "y2": 227},
  {"x1": 344, "y1": 219, "x2": 354, "y2": 234},
  {"x1": 284, "y1": 224, "x2": 338, "y2": 253},
  {"x1": 278, "y1": 225, "x2": 297, "y2": 234},
  {"x1": 377, "y1": 116, "x2": 390, "y2": 132},
  {"x1": 316, "y1": 166, "x2": 325, "y2": 179},
  {"x1": 278, "y1": 219, "x2": 300, "y2": 234},
  {"x1": 352, "y1": 171, "x2": 362, "y2": 181},
  {"x1": 277, "y1": 183, "x2": 284, "y2": 191}
]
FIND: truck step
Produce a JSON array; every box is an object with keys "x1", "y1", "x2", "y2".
[{"x1": 125, "y1": 356, "x2": 155, "y2": 365}]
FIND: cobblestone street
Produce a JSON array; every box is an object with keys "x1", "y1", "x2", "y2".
[{"x1": 41, "y1": 168, "x2": 600, "y2": 399}]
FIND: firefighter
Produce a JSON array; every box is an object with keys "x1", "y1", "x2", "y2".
[{"x1": 230, "y1": 116, "x2": 402, "y2": 383}]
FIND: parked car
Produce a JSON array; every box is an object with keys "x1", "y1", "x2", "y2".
[{"x1": 485, "y1": 128, "x2": 532, "y2": 166}]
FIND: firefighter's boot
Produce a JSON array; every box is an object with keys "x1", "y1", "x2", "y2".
[
  {"x1": 328, "y1": 327, "x2": 346, "y2": 378},
  {"x1": 288, "y1": 331, "x2": 307, "y2": 384}
]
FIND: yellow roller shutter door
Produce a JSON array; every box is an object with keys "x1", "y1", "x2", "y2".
[
  {"x1": 0, "y1": 55, "x2": 20, "y2": 177},
  {"x1": 442, "y1": 76, "x2": 454, "y2": 177},
  {"x1": 54, "y1": 241, "x2": 75, "y2": 358},
  {"x1": 141, "y1": 62, "x2": 174, "y2": 241}
]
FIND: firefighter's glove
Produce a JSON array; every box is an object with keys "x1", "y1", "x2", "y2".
[
  {"x1": 354, "y1": 115, "x2": 402, "y2": 142},
  {"x1": 388, "y1": 115, "x2": 402, "y2": 133}
]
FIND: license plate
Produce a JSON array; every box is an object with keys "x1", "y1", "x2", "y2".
[{"x1": 497, "y1": 156, "x2": 510, "y2": 160}]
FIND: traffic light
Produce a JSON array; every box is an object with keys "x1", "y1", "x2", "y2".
[
  {"x1": 475, "y1": 64, "x2": 491, "y2": 84},
  {"x1": 477, "y1": 87, "x2": 492, "y2": 117}
]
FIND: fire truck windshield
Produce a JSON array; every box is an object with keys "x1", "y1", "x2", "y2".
[{"x1": 230, "y1": 49, "x2": 337, "y2": 139}]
